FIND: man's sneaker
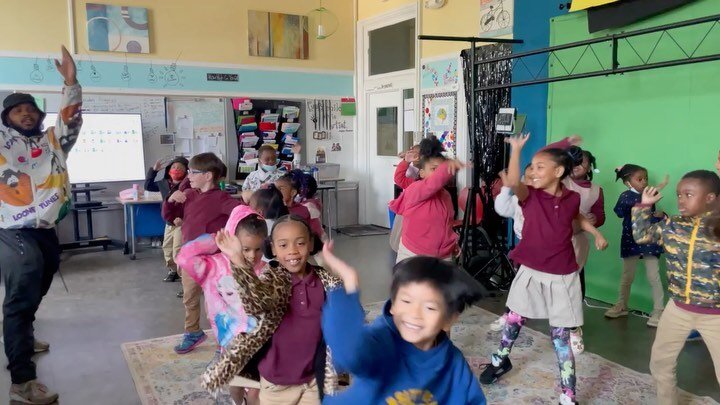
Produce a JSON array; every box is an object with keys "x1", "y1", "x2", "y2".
[
  {"x1": 489, "y1": 314, "x2": 507, "y2": 332},
  {"x1": 163, "y1": 270, "x2": 180, "y2": 282},
  {"x1": 174, "y1": 331, "x2": 206, "y2": 354},
  {"x1": 33, "y1": 339, "x2": 50, "y2": 353},
  {"x1": 604, "y1": 304, "x2": 629, "y2": 318},
  {"x1": 559, "y1": 392, "x2": 578, "y2": 405},
  {"x1": 646, "y1": 310, "x2": 663, "y2": 328},
  {"x1": 687, "y1": 330, "x2": 702, "y2": 341},
  {"x1": 479, "y1": 355, "x2": 512, "y2": 384},
  {"x1": 570, "y1": 327, "x2": 584, "y2": 355},
  {"x1": 9, "y1": 379, "x2": 58, "y2": 405}
]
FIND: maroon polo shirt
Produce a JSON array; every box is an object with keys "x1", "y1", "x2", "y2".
[
  {"x1": 258, "y1": 266, "x2": 325, "y2": 385},
  {"x1": 509, "y1": 186, "x2": 581, "y2": 275}
]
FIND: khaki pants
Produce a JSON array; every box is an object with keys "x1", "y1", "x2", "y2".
[
  {"x1": 650, "y1": 301, "x2": 720, "y2": 405},
  {"x1": 162, "y1": 224, "x2": 182, "y2": 270},
  {"x1": 259, "y1": 377, "x2": 320, "y2": 405},
  {"x1": 617, "y1": 256, "x2": 665, "y2": 311},
  {"x1": 181, "y1": 267, "x2": 202, "y2": 332}
]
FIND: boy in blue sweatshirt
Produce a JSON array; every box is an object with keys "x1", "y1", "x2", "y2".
[{"x1": 320, "y1": 243, "x2": 486, "y2": 405}]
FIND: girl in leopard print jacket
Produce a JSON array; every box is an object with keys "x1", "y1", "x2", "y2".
[{"x1": 202, "y1": 214, "x2": 344, "y2": 403}]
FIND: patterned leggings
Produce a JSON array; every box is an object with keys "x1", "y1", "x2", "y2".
[{"x1": 492, "y1": 310, "x2": 577, "y2": 402}]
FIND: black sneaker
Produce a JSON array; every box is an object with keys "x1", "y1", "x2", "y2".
[
  {"x1": 479, "y1": 355, "x2": 512, "y2": 384},
  {"x1": 177, "y1": 289, "x2": 184, "y2": 298},
  {"x1": 163, "y1": 270, "x2": 180, "y2": 282}
]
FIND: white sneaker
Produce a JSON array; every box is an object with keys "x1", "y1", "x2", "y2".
[
  {"x1": 647, "y1": 310, "x2": 663, "y2": 328},
  {"x1": 9, "y1": 379, "x2": 58, "y2": 405},
  {"x1": 489, "y1": 314, "x2": 507, "y2": 332},
  {"x1": 570, "y1": 327, "x2": 584, "y2": 355}
]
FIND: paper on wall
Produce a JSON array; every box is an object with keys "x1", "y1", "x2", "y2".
[{"x1": 176, "y1": 116, "x2": 194, "y2": 139}]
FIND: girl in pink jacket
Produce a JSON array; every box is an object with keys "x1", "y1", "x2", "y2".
[
  {"x1": 175, "y1": 205, "x2": 266, "y2": 405},
  {"x1": 389, "y1": 136, "x2": 466, "y2": 263}
]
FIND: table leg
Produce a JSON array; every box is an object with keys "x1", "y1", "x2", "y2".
[
  {"x1": 130, "y1": 205, "x2": 136, "y2": 260},
  {"x1": 334, "y1": 181, "x2": 339, "y2": 240},
  {"x1": 122, "y1": 204, "x2": 129, "y2": 255}
]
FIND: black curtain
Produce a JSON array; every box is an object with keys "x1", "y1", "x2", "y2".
[{"x1": 460, "y1": 44, "x2": 512, "y2": 238}]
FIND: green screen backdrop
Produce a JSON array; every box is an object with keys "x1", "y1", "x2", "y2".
[{"x1": 546, "y1": 0, "x2": 720, "y2": 312}]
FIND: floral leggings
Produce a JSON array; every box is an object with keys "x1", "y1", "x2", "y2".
[{"x1": 492, "y1": 310, "x2": 577, "y2": 402}]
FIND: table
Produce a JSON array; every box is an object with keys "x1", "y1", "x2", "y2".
[
  {"x1": 317, "y1": 178, "x2": 344, "y2": 240},
  {"x1": 117, "y1": 192, "x2": 243, "y2": 260},
  {"x1": 116, "y1": 197, "x2": 163, "y2": 260}
]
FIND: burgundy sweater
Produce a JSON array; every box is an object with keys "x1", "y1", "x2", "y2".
[{"x1": 161, "y1": 187, "x2": 241, "y2": 243}]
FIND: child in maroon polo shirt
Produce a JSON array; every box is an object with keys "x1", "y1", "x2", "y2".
[{"x1": 479, "y1": 134, "x2": 608, "y2": 405}]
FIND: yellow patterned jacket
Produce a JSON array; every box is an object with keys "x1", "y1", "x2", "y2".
[{"x1": 632, "y1": 206, "x2": 720, "y2": 309}]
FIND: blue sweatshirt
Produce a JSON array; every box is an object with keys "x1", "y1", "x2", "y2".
[{"x1": 322, "y1": 289, "x2": 486, "y2": 405}]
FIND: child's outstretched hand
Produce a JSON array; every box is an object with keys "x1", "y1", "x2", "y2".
[
  {"x1": 504, "y1": 133, "x2": 530, "y2": 150},
  {"x1": 168, "y1": 190, "x2": 187, "y2": 204},
  {"x1": 594, "y1": 233, "x2": 608, "y2": 251},
  {"x1": 715, "y1": 149, "x2": 720, "y2": 173},
  {"x1": 322, "y1": 241, "x2": 359, "y2": 293},
  {"x1": 446, "y1": 159, "x2": 466, "y2": 175},
  {"x1": 404, "y1": 150, "x2": 419, "y2": 163},
  {"x1": 642, "y1": 186, "x2": 663, "y2": 205},
  {"x1": 498, "y1": 170, "x2": 510, "y2": 187},
  {"x1": 567, "y1": 135, "x2": 583, "y2": 146},
  {"x1": 215, "y1": 229, "x2": 248, "y2": 269},
  {"x1": 656, "y1": 174, "x2": 670, "y2": 191}
]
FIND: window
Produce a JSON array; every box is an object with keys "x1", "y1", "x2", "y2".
[
  {"x1": 376, "y1": 107, "x2": 398, "y2": 156},
  {"x1": 368, "y1": 19, "x2": 415, "y2": 76}
]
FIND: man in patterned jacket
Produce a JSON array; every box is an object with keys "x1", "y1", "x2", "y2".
[{"x1": 0, "y1": 45, "x2": 82, "y2": 404}]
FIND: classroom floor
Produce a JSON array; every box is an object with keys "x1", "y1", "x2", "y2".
[{"x1": 0, "y1": 234, "x2": 717, "y2": 404}]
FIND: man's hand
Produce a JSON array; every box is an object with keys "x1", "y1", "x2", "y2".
[
  {"x1": 173, "y1": 218, "x2": 183, "y2": 226},
  {"x1": 55, "y1": 45, "x2": 77, "y2": 85}
]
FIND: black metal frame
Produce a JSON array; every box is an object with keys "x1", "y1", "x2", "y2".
[
  {"x1": 418, "y1": 35, "x2": 523, "y2": 286},
  {"x1": 473, "y1": 13, "x2": 720, "y2": 91}
]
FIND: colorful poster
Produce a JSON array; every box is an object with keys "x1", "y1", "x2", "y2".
[{"x1": 423, "y1": 92, "x2": 458, "y2": 157}]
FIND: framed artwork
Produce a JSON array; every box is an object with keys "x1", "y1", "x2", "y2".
[
  {"x1": 86, "y1": 3, "x2": 150, "y2": 54},
  {"x1": 248, "y1": 11, "x2": 309, "y2": 59}
]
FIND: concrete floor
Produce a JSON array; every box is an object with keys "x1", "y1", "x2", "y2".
[{"x1": 0, "y1": 234, "x2": 717, "y2": 404}]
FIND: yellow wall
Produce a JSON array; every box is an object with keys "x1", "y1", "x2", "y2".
[
  {"x1": 358, "y1": 0, "x2": 416, "y2": 21},
  {"x1": 0, "y1": 0, "x2": 354, "y2": 71}
]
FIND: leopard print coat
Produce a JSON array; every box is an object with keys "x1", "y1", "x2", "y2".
[{"x1": 201, "y1": 262, "x2": 343, "y2": 395}]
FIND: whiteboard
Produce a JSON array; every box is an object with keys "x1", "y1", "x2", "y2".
[
  {"x1": 43, "y1": 113, "x2": 146, "y2": 183},
  {"x1": 167, "y1": 98, "x2": 228, "y2": 161}
]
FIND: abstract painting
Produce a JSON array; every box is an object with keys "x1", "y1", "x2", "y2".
[
  {"x1": 86, "y1": 3, "x2": 150, "y2": 54},
  {"x1": 248, "y1": 11, "x2": 309, "y2": 59}
]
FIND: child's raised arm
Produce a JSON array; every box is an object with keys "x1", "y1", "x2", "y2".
[
  {"x1": 632, "y1": 186, "x2": 668, "y2": 246},
  {"x1": 576, "y1": 214, "x2": 608, "y2": 251},
  {"x1": 321, "y1": 244, "x2": 396, "y2": 375},
  {"x1": 504, "y1": 134, "x2": 530, "y2": 201},
  {"x1": 494, "y1": 171, "x2": 516, "y2": 219},
  {"x1": 175, "y1": 234, "x2": 220, "y2": 286}
]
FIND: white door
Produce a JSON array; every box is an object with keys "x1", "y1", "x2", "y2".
[{"x1": 366, "y1": 90, "x2": 403, "y2": 227}]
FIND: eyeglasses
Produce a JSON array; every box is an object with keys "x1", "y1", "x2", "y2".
[{"x1": 188, "y1": 169, "x2": 207, "y2": 175}]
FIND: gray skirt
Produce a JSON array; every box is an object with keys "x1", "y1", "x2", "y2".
[{"x1": 505, "y1": 265, "x2": 583, "y2": 328}]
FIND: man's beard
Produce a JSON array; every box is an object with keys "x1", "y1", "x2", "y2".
[{"x1": 10, "y1": 122, "x2": 42, "y2": 137}]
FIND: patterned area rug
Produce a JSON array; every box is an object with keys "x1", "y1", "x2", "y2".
[{"x1": 122, "y1": 303, "x2": 718, "y2": 405}]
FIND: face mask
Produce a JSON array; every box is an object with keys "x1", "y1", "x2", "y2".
[
  {"x1": 261, "y1": 164, "x2": 277, "y2": 173},
  {"x1": 169, "y1": 169, "x2": 186, "y2": 182}
]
